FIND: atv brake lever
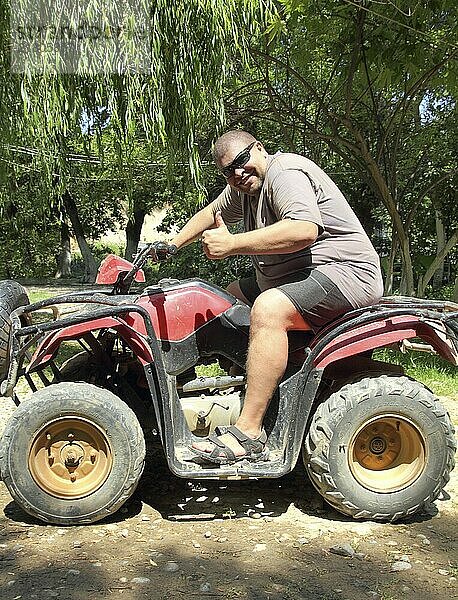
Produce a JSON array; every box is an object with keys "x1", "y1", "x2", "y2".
[{"x1": 132, "y1": 242, "x2": 155, "y2": 263}]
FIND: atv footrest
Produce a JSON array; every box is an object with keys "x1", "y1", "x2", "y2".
[{"x1": 172, "y1": 445, "x2": 287, "y2": 478}]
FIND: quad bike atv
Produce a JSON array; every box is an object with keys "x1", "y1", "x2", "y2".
[{"x1": 0, "y1": 243, "x2": 456, "y2": 525}]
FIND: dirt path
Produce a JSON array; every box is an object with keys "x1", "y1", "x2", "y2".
[{"x1": 0, "y1": 395, "x2": 456, "y2": 600}]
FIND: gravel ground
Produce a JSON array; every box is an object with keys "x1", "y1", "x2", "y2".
[{"x1": 0, "y1": 390, "x2": 456, "y2": 600}]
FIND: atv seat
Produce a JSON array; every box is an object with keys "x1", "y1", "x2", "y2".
[
  {"x1": 222, "y1": 301, "x2": 313, "y2": 352},
  {"x1": 221, "y1": 302, "x2": 251, "y2": 328}
]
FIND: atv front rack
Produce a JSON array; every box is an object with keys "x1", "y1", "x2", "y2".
[{"x1": 1, "y1": 291, "x2": 169, "y2": 402}]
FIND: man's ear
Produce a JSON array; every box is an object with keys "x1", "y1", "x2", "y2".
[{"x1": 256, "y1": 141, "x2": 268, "y2": 158}]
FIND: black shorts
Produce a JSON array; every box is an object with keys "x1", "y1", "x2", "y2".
[{"x1": 238, "y1": 271, "x2": 353, "y2": 332}]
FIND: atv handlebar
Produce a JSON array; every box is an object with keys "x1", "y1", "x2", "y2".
[
  {"x1": 113, "y1": 242, "x2": 178, "y2": 294},
  {"x1": 146, "y1": 241, "x2": 178, "y2": 262},
  {"x1": 132, "y1": 241, "x2": 178, "y2": 268}
]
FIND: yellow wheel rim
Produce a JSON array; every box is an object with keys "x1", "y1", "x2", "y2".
[
  {"x1": 28, "y1": 417, "x2": 113, "y2": 499},
  {"x1": 349, "y1": 414, "x2": 426, "y2": 493}
]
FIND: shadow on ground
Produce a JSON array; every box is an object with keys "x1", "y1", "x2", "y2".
[
  {"x1": 2, "y1": 449, "x2": 341, "y2": 526},
  {"x1": 136, "y1": 445, "x2": 335, "y2": 521},
  {"x1": 2, "y1": 442, "x2": 441, "y2": 526}
]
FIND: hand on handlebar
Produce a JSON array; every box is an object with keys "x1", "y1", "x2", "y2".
[
  {"x1": 147, "y1": 241, "x2": 178, "y2": 262},
  {"x1": 133, "y1": 242, "x2": 177, "y2": 265}
]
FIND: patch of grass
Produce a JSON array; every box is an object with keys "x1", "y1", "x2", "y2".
[
  {"x1": 195, "y1": 362, "x2": 226, "y2": 378},
  {"x1": 374, "y1": 348, "x2": 458, "y2": 399},
  {"x1": 54, "y1": 341, "x2": 84, "y2": 366},
  {"x1": 27, "y1": 287, "x2": 84, "y2": 304},
  {"x1": 28, "y1": 290, "x2": 54, "y2": 303}
]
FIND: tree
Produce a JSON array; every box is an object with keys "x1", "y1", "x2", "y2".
[
  {"x1": 229, "y1": 0, "x2": 457, "y2": 295},
  {"x1": 0, "y1": 172, "x2": 61, "y2": 278},
  {"x1": 1, "y1": 0, "x2": 272, "y2": 182},
  {"x1": 0, "y1": 0, "x2": 276, "y2": 279}
]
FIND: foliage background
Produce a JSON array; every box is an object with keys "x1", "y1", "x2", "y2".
[{"x1": 0, "y1": 0, "x2": 456, "y2": 299}]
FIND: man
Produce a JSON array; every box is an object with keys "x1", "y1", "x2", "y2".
[{"x1": 170, "y1": 130, "x2": 384, "y2": 464}]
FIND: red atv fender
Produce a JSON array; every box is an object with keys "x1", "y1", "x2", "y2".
[
  {"x1": 312, "y1": 313, "x2": 458, "y2": 369},
  {"x1": 96, "y1": 254, "x2": 146, "y2": 284},
  {"x1": 28, "y1": 300, "x2": 458, "y2": 377}
]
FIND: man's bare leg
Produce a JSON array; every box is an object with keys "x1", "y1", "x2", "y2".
[{"x1": 193, "y1": 287, "x2": 310, "y2": 457}]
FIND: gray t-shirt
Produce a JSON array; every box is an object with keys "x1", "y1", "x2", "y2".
[{"x1": 212, "y1": 152, "x2": 384, "y2": 308}]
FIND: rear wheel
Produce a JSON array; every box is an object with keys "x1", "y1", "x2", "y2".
[
  {"x1": 303, "y1": 375, "x2": 456, "y2": 521},
  {"x1": 0, "y1": 382, "x2": 145, "y2": 524}
]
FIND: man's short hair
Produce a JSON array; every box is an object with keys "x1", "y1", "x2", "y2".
[{"x1": 213, "y1": 130, "x2": 256, "y2": 162}]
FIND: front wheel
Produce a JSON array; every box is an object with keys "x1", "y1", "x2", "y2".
[
  {"x1": 0, "y1": 382, "x2": 146, "y2": 525},
  {"x1": 303, "y1": 375, "x2": 456, "y2": 521}
]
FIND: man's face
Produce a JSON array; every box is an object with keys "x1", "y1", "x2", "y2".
[{"x1": 216, "y1": 140, "x2": 267, "y2": 196}]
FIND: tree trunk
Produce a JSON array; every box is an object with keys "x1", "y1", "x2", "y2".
[
  {"x1": 55, "y1": 219, "x2": 72, "y2": 278},
  {"x1": 432, "y1": 210, "x2": 446, "y2": 290},
  {"x1": 453, "y1": 274, "x2": 458, "y2": 303},
  {"x1": 384, "y1": 235, "x2": 397, "y2": 295},
  {"x1": 417, "y1": 228, "x2": 458, "y2": 297},
  {"x1": 62, "y1": 190, "x2": 98, "y2": 283},
  {"x1": 361, "y1": 145, "x2": 415, "y2": 295},
  {"x1": 125, "y1": 207, "x2": 146, "y2": 262}
]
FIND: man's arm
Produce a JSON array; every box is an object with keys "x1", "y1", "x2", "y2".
[
  {"x1": 171, "y1": 203, "x2": 217, "y2": 250},
  {"x1": 202, "y1": 214, "x2": 318, "y2": 259},
  {"x1": 231, "y1": 219, "x2": 318, "y2": 255}
]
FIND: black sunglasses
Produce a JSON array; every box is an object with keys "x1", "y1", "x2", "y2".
[{"x1": 221, "y1": 141, "x2": 256, "y2": 178}]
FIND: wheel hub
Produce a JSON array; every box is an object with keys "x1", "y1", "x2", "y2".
[
  {"x1": 369, "y1": 436, "x2": 386, "y2": 454},
  {"x1": 28, "y1": 417, "x2": 113, "y2": 499},
  {"x1": 349, "y1": 414, "x2": 426, "y2": 493},
  {"x1": 61, "y1": 443, "x2": 84, "y2": 468}
]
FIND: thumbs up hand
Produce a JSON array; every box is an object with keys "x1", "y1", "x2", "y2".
[
  {"x1": 214, "y1": 211, "x2": 225, "y2": 229},
  {"x1": 202, "y1": 212, "x2": 235, "y2": 259}
]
